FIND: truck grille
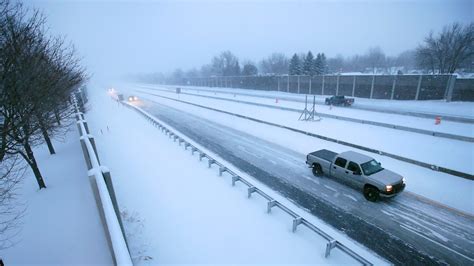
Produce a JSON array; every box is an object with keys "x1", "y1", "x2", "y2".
[{"x1": 392, "y1": 182, "x2": 405, "y2": 193}]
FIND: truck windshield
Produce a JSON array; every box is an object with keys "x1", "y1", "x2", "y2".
[{"x1": 361, "y1": 160, "x2": 384, "y2": 175}]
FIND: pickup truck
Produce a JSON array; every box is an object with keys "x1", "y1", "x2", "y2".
[
  {"x1": 306, "y1": 150, "x2": 405, "y2": 201},
  {"x1": 325, "y1": 95, "x2": 354, "y2": 106}
]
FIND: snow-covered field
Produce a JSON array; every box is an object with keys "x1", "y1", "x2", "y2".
[
  {"x1": 1, "y1": 125, "x2": 112, "y2": 265},
  {"x1": 122, "y1": 84, "x2": 474, "y2": 215},
  {"x1": 86, "y1": 86, "x2": 387, "y2": 264}
]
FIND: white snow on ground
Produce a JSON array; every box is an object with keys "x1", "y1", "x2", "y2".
[
  {"x1": 86, "y1": 87, "x2": 388, "y2": 265},
  {"x1": 123, "y1": 88, "x2": 474, "y2": 215},
  {"x1": 142, "y1": 83, "x2": 474, "y2": 119},
  {"x1": 1, "y1": 125, "x2": 113, "y2": 265},
  {"x1": 133, "y1": 86, "x2": 474, "y2": 174}
]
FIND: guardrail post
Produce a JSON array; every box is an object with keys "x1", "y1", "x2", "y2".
[
  {"x1": 292, "y1": 217, "x2": 303, "y2": 232},
  {"x1": 219, "y1": 166, "x2": 226, "y2": 176},
  {"x1": 191, "y1": 147, "x2": 197, "y2": 155},
  {"x1": 178, "y1": 138, "x2": 184, "y2": 145},
  {"x1": 267, "y1": 200, "x2": 277, "y2": 213},
  {"x1": 199, "y1": 152, "x2": 206, "y2": 161},
  {"x1": 325, "y1": 240, "x2": 337, "y2": 258},
  {"x1": 80, "y1": 138, "x2": 93, "y2": 170},
  {"x1": 231, "y1": 175, "x2": 240, "y2": 186},
  {"x1": 208, "y1": 159, "x2": 215, "y2": 168},
  {"x1": 102, "y1": 170, "x2": 129, "y2": 250},
  {"x1": 88, "y1": 136, "x2": 100, "y2": 164},
  {"x1": 247, "y1": 186, "x2": 257, "y2": 198},
  {"x1": 184, "y1": 143, "x2": 191, "y2": 150}
]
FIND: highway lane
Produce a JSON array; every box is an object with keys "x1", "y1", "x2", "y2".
[{"x1": 140, "y1": 99, "x2": 474, "y2": 265}]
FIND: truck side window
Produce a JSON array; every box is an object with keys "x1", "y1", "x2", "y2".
[
  {"x1": 347, "y1": 162, "x2": 361, "y2": 173},
  {"x1": 334, "y1": 157, "x2": 347, "y2": 168}
]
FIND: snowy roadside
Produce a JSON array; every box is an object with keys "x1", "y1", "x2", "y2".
[
  {"x1": 85, "y1": 86, "x2": 388, "y2": 265},
  {"x1": 1, "y1": 122, "x2": 113, "y2": 265}
]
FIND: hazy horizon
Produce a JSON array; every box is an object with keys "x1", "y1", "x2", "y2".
[{"x1": 23, "y1": 0, "x2": 473, "y2": 79}]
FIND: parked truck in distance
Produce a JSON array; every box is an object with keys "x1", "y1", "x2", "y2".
[
  {"x1": 306, "y1": 150, "x2": 405, "y2": 201},
  {"x1": 325, "y1": 95, "x2": 354, "y2": 106}
]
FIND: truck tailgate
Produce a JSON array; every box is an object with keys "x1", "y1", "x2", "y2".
[{"x1": 309, "y1": 149, "x2": 337, "y2": 162}]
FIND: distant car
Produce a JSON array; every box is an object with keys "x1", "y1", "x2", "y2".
[
  {"x1": 128, "y1": 95, "x2": 138, "y2": 102},
  {"x1": 325, "y1": 95, "x2": 354, "y2": 106},
  {"x1": 306, "y1": 149, "x2": 406, "y2": 201}
]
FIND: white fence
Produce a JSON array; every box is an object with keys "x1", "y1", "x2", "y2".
[{"x1": 73, "y1": 100, "x2": 133, "y2": 266}]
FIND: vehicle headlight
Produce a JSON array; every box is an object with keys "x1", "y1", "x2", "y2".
[
  {"x1": 385, "y1": 185, "x2": 393, "y2": 192},
  {"x1": 402, "y1": 177, "x2": 406, "y2": 184}
]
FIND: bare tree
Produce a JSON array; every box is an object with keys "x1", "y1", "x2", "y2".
[
  {"x1": 0, "y1": 1, "x2": 85, "y2": 189},
  {"x1": 0, "y1": 155, "x2": 25, "y2": 250},
  {"x1": 259, "y1": 53, "x2": 289, "y2": 75},
  {"x1": 416, "y1": 22, "x2": 474, "y2": 74}
]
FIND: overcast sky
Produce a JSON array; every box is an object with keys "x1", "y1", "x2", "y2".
[{"x1": 22, "y1": 0, "x2": 473, "y2": 79}]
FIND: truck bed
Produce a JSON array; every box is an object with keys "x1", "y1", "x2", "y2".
[{"x1": 309, "y1": 149, "x2": 337, "y2": 162}]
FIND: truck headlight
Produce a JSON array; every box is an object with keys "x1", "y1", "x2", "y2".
[
  {"x1": 402, "y1": 177, "x2": 406, "y2": 184},
  {"x1": 385, "y1": 185, "x2": 393, "y2": 192}
]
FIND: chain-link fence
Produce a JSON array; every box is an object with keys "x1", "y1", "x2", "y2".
[{"x1": 171, "y1": 75, "x2": 474, "y2": 102}]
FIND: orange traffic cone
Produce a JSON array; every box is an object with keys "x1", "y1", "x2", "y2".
[{"x1": 435, "y1": 116, "x2": 441, "y2": 125}]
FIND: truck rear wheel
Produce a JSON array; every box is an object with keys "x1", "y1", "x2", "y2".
[
  {"x1": 312, "y1": 164, "x2": 323, "y2": 176},
  {"x1": 364, "y1": 186, "x2": 379, "y2": 202}
]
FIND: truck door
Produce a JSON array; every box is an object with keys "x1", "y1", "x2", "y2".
[
  {"x1": 347, "y1": 161, "x2": 364, "y2": 188},
  {"x1": 332, "y1": 157, "x2": 348, "y2": 180}
]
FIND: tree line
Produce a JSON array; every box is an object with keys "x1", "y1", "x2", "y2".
[
  {"x1": 136, "y1": 22, "x2": 472, "y2": 84},
  {"x1": 1, "y1": 0, "x2": 85, "y2": 247}
]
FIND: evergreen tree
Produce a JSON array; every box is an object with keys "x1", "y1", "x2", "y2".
[
  {"x1": 314, "y1": 53, "x2": 323, "y2": 75},
  {"x1": 289, "y1": 53, "x2": 302, "y2": 75},
  {"x1": 303, "y1": 51, "x2": 315, "y2": 76},
  {"x1": 321, "y1": 53, "x2": 328, "y2": 74}
]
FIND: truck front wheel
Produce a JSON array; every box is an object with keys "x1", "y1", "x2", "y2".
[
  {"x1": 363, "y1": 186, "x2": 379, "y2": 202},
  {"x1": 312, "y1": 164, "x2": 323, "y2": 176}
]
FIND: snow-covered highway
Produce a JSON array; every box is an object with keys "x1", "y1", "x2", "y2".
[{"x1": 132, "y1": 97, "x2": 474, "y2": 265}]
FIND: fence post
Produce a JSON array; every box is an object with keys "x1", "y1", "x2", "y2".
[
  {"x1": 352, "y1": 76, "x2": 356, "y2": 97},
  {"x1": 445, "y1": 75, "x2": 456, "y2": 102},
  {"x1": 309, "y1": 77, "x2": 312, "y2": 94},
  {"x1": 336, "y1": 75, "x2": 340, "y2": 96},
  {"x1": 277, "y1": 77, "x2": 280, "y2": 92},
  {"x1": 322, "y1": 75, "x2": 325, "y2": 95},
  {"x1": 297, "y1": 76, "x2": 300, "y2": 94},
  {"x1": 415, "y1": 75, "x2": 423, "y2": 100},
  {"x1": 287, "y1": 76, "x2": 290, "y2": 93},
  {"x1": 369, "y1": 75, "x2": 375, "y2": 99},
  {"x1": 391, "y1": 76, "x2": 397, "y2": 100}
]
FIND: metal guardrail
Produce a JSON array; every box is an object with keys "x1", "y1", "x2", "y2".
[
  {"x1": 137, "y1": 93, "x2": 474, "y2": 180},
  {"x1": 137, "y1": 87, "x2": 474, "y2": 143},
  {"x1": 73, "y1": 100, "x2": 133, "y2": 266},
  {"x1": 120, "y1": 100, "x2": 373, "y2": 266}
]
